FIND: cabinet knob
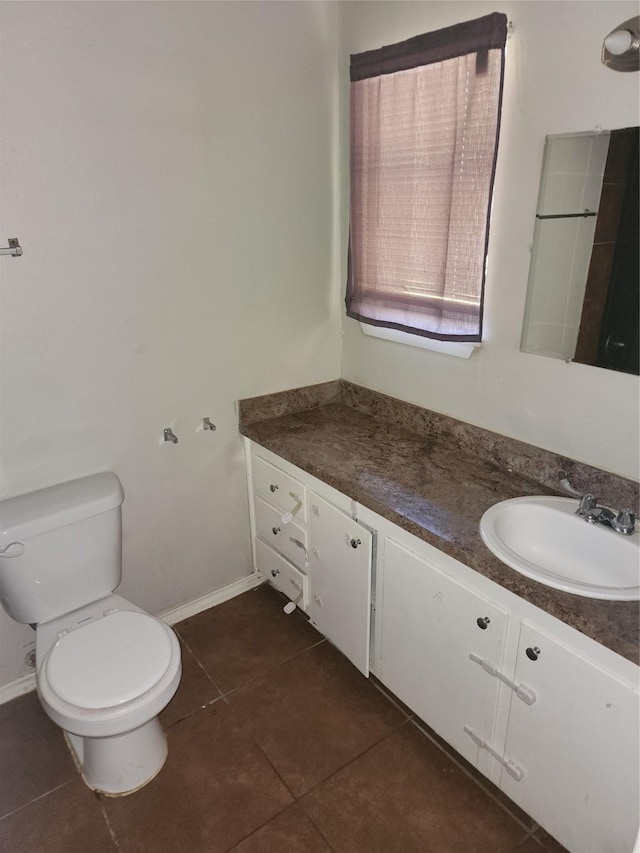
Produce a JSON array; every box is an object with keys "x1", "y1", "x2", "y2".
[
  {"x1": 271, "y1": 568, "x2": 280, "y2": 578},
  {"x1": 476, "y1": 616, "x2": 491, "y2": 630},
  {"x1": 526, "y1": 646, "x2": 541, "y2": 661},
  {"x1": 272, "y1": 526, "x2": 281, "y2": 535},
  {"x1": 269, "y1": 484, "x2": 279, "y2": 493},
  {"x1": 350, "y1": 538, "x2": 361, "y2": 549}
]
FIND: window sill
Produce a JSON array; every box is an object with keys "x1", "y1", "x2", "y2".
[{"x1": 359, "y1": 323, "x2": 479, "y2": 359}]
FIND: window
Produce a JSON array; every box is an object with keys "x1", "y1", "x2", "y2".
[{"x1": 346, "y1": 12, "x2": 507, "y2": 343}]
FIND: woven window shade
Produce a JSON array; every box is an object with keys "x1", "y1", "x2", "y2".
[{"x1": 346, "y1": 13, "x2": 507, "y2": 341}]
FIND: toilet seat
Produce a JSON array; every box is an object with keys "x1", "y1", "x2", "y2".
[{"x1": 45, "y1": 610, "x2": 174, "y2": 710}]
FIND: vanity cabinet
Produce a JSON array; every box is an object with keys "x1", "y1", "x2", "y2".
[
  {"x1": 376, "y1": 531, "x2": 639, "y2": 853},
  {"x1": 248, "y1": 446, "x2": 373, "y2": 675},
  {"x1": 245, "y1": 441, "x2": 639, "y2": 853}
]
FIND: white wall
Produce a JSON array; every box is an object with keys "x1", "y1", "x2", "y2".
[
  {"x1": 0, "y1": 1, "x2": 341, "y2": 688},
  {"x1": 339, "y1": 1, "x2": 640, "y2": 479}
]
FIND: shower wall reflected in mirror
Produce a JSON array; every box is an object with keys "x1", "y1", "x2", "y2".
[{"x1": 521, "y1": 127, "x2": 639, "y2": 376}]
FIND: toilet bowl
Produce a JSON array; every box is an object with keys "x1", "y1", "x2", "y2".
[
  {"x1": 35, "y1": 594, "x2": 182, "y2": 795},
  {"x1": 0, "y1": 473, "x2": 183, "y2": 795}
]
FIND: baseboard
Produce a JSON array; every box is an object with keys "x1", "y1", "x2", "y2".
[
  {"x1": 157, "y1": 573, "x2": 264, "y2": 625},
  {"x1": 0, "y1": 573, "x2": 265, "y2": 706},
  {"x1": 0, "y1": 672, "x2": 37, "y2": 705}
]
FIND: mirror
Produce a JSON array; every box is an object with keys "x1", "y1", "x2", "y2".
[{"x1": 521, "y1": 127, "x2": 639, "y2": 375}]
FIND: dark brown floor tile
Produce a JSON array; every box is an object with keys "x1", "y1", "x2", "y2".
[
  {"x1": 228, "y1": 641, "x2": 407, "y2": 797},
  {"x1": 176, "y1": 585, "x2": 323, "y2": 693},
  {"x1": 0, "y1": 778, "x2": 115, "y2": 852},
  {"x1": 160, "y1": 639, "x2": 221, "y2": 727},
  {"x1": 102, "y1": 701, "x2": 293, "y2": 853},
  {"x1": 0, "y1": 691, "x2": 77, "y2": 818},
  {"x1": 228, "y1": 804, "x2": 332, "y2": 853},
  {"x1": 301, "y1": 724, "x2": 528, "y2": 853}
]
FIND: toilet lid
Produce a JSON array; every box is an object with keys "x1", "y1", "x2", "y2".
[{"x1": 45, "y1": 610, "x2": 173, "y2": 709}]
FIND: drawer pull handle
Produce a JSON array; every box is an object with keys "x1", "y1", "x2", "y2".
[
  {"x1": 350, "y1": 538, "x2": 361, "y2": 549},
  {"x1": 271, "y1": 568, "x2": 280, "y2": 578},
  {"x1": 0, "y1": 541, "x2": 25, "y2": 558},
  {"x1": 281, "y1": 494, "x2": 303, "y2": 525},
  {"x1": 476, "y1": 616, "x2": 491, "y2": 629},
  {"x1": 289, "y1": 537, "x2": 310, "y2": 567},
  {"x1": 270, "y1": 484, "x2": 279, "y2": 493},
  {"x1": 526, "y1": 646, "x2": 541, "y2": 662},
  {"x1": 272, "y1": 526, "x2": 281, "y2": 535}
]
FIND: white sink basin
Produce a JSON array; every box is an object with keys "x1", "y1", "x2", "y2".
[{"x1": 480, "y1": 496, "x2": 640, "y2": 600}]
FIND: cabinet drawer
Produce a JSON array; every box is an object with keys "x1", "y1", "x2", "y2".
[
  {"x1": 252, "y1": 454, "x2": 307, "y2": 522},
  {"x1": 255, "y1": 497, "x2": 308, "y2": 570},
  {"x1": 255, "y1": 539, "x2": 308, "y2": 611}
]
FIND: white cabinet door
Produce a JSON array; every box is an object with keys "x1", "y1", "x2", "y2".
[
  {"x1": 500, "y1": 620, "x2": 640, "y2": 853},
  {"x1": 379, "y1": 538, "x2": 509, "y2": 774},
  {"x1": 309, "y1": 493, "x2": 373, "y2": 676}
]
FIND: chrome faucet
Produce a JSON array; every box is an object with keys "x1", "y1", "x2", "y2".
[
  {"x1": 560, "y1": 473, "x2": 637, "y2": 535},
  {"x1": 581, "y1": 504, "x2": 637, "y2": 535}
]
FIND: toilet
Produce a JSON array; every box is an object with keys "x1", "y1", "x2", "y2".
[{"x1": 0, "y1": 472, "x2": 182, "y2": 796}]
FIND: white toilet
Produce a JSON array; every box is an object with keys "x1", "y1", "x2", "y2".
[{"x1": 0, "y1": 472, "x2": 182, "y2": 796}]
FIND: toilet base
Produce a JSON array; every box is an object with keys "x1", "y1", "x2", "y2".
[{"x1": 65, "y1": 717, "x2": 168, "y2": 796}]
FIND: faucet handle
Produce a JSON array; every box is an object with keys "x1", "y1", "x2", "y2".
[
  {"x1": 614, "y1": 508, "x2": 636, "y2": 535},
  {"x1": 577, "y1": 493, "x2": 597, "y2": 515}
]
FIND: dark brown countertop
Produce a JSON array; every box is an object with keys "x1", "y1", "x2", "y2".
[{"x1": 240, "y1": 384, "x2": 639, "y2": 666}]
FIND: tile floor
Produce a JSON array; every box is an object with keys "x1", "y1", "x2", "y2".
[{"x1": 0, "y1": 584, "x2": 567, "y2": 853}]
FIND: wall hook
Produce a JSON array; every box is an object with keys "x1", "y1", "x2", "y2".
[
  {"x1": 164, "y1": 428, "x2": 178, "y2": 444},
  {"x1": 0, "y1": 238, "x2": 23, "y2": 257},
  {"x1": 202, "y1": 417, "x2": 216, "y2": 431}
]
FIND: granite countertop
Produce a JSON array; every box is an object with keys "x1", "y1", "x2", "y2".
[{"x1": 239, "y1": 382, "x2": 640, "y2": 666}]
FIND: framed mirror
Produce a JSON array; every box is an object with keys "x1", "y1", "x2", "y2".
[{"x1": 521, "y1": 127, "x2": 639, "y2": 375}]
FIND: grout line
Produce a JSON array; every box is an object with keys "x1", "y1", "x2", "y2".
[
  {"x1": 514, "y1": 829, "x2": 542, "y2": 847},
  {"x1": 295, "y1": 802, "x2": 340, "y2": 853},
  {"x1": 162, "y1": 693, "x2": 226, "y2": 730},
  {"x1": 298, "y1": 718, "x2": 414, "y2": 803},
  {"x1": 98, "y1": 800, "x2": 121, "y2": 850},
  {"x1": 174, "y1": 591, "x2": 326, "y2": 702},
  {"x1": 216, "y1": 660, "x2": 410, "y2": 821},
  {"x1": 294, "y1": 722, "x2": 414, "y2": 840},
  {"x1": 218, "y1": 692, "x2": 300, "y2": 804},
  {"x1": 176, "y1": 636, "x2": 225, "y2": 697},
  {"x1": 370, "y1": 676, "x2": 415, "y2": 720},
  {"x1": 213, "y1": 637, "x2": 328, "y2": 702},
  {"x1": 0, "y1": 777, "x2": 77, "y2": 823},
  {"x1": 218, "y1": 806, "x2": 293, "y2": 853},
  {"x1": 221, "y1": 694, "x2": 406, "y2": 852}
]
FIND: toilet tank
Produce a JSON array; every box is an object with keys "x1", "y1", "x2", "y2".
[{"x1": 0, "y1": 473, "x2": 124, "y2": 625}]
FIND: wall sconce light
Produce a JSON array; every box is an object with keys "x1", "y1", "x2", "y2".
[{"x1": 602, "y1": 16, "x2": 640, "y2": 72}]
